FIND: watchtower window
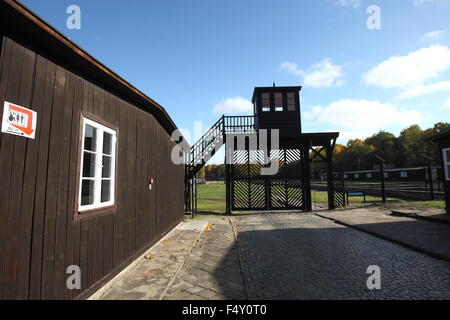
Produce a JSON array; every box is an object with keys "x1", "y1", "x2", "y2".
[
  {"x1": 274, "y1": 93, "x2": 283, "y2": 111},
  {"x1": 287, "y1": 92, "x2": 296, "y2": 111},
  {"x1": 261, "y1": 93, "x2": 270, "y2": 112}
]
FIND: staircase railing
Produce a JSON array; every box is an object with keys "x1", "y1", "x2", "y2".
[{"x1": 184, "y1": 115, "x2": 255, "y2": 214}]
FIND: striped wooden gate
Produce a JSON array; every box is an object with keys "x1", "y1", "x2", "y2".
[
  {"x1": 231, "y1": 149, "x2": 305, "y2": 211},
  {"x1": 333, "y1": 171, "x2": 346, "y2": 208}
]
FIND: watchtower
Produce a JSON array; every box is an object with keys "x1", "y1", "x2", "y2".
[
  {"x1": 252, "y1": 85, "x2": 302, "y2": 136},
  {"x1": 185, "y1": 84, "x2": 344, "y2": 215}
]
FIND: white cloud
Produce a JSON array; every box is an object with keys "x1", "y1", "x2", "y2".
[
  {"x1": 304, "y1": 99, "x2": 426, "y2": 140},
  {"x1": 212, "y1": 96, "x2": 253, "y2": 114},
  {"x1": 281, "y1": 59, "x2": 345, "y2": 88},
  {"x1": 363, "y1": 45, "x2": 450, "y2": 88},
  {"x1": 418, "y1": 30, "x2": 447, "y2": 44},
  {"x1": 396, "y1": 81, "x2": 450, "y2": 99},
  {"x1": 280, "y1": 62, "x2": 302, "y2": 75},
  {"x1": 335, "y1": 0, "x2": 362, "y2": 8}
]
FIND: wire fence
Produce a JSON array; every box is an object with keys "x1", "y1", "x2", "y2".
[{"x1": 312, "y1": 166, "x2": 444, "y2": 202}]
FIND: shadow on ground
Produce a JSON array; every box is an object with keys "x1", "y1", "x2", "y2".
[{"x1": 213, "y1": 214, "x2": 450, "y2": 300}]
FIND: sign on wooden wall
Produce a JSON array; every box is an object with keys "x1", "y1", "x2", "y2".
[{"x1": 1, "y1": 101, "x2": 37, "y2": 139}]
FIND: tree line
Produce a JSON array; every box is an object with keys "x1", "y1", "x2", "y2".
[
  {"x1": 332, "y1": 122, "x2": 450, "y2": 171},
  {"x1": 197, "y1": 122, "x2": 450, "y2": 180}
]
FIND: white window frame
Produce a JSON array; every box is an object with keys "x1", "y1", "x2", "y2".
[
  {"x1": 400, "y1": 171, "x2": 408, "y2": 178},
  {"x1": 443, "y1": 148, "x2": 450, "y2": 181},
  {"x1": 78, "y1": 117, "x2": 117, "y2": 212}
]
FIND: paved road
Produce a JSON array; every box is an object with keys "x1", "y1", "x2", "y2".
[{"x1": 232, "y1": 213, "x2": 450, "y2": 300}]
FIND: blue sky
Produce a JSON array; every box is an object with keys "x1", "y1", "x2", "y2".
[{"x1": 22, "y1": 0, "x2": 450, "y2": 163}]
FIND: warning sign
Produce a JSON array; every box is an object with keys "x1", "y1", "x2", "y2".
[{"x1": 1, "y1": 101, "x2": 37, "y2": 139}]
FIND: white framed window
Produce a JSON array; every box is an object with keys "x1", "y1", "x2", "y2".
[
  {"x1": 443, "y1": 148, "x2": 450, "y2": 181},
  {"x1": 78, "y1": 117, "x2": 117, "y2": 212},
  {"x1": 400, "y1": 171, "x2": 408, "y2": 178},
  {"x1": 344, "y1": 174, "x2": 348, "y2": 179},
  {"x1": 367, "y1": 173, "x2": 372, "y2": 178},
  {"x1": 384, "y1": 172, "x2": 388, "y2": 178},
  {"x1": 354, "y1": 173, "x2": 359, "y2": 178}
]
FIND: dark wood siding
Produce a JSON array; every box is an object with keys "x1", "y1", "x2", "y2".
[{"x1": 0, "y1": 37, "x2": 184, "y2": 300}]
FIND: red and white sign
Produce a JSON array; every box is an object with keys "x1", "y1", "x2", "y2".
[{"x1": 1, "y1": 101, "x2": 37, "y2": 139}]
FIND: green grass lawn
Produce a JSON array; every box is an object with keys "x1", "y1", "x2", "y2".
[
  {"x1": 407, "y1": 200, "x2": 446, "y2": 209},
  {"x1": 196, "y1": 181, "x2": 445, "y2": 213},
  {"x1": 196, "y1": 182, "x2": 226, "y2": 214}
]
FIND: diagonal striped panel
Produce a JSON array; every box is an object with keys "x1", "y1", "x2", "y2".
[{"x1": 231, "y1": 148, "x2": 305, "y2": 211}]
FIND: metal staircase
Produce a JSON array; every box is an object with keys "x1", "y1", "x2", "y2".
[{"x1": 184, "y1": 115, "x2": 255, "y2": 214}]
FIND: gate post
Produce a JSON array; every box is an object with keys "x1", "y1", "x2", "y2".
[
  {"x1": 225, "y1": 144, "x2": 232, "y2": 215},
  {"x1": 428, "y1": 165, "x2": 435, "y2": 201},
  {"x1": 302, "y1": 145, "x2": 312, "y2": 211},
  {"x1": 326, "y1": 142, "x2": 335, "y2": 210},
  {"x1": 380, "y1": 160, "x2": 386, "y2": 204}
]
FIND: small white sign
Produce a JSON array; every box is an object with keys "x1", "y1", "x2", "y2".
[{"x1": 1, "y1": 101, "x2": 37, "y2": 139}]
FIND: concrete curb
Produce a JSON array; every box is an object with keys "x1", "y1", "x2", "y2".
[
  {"x1": 229, "y1": 218, "x2": 249, "y2": 300},
  {"x1": 390, "y1": 210, "x2": 450, "y2": 226},
  {"x1": 315, "y1": 213, "x2": 450, "y2": 264}
]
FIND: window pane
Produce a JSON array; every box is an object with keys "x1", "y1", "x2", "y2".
[
  {"x1": 82, "y1": 152, "x2": 96, "y2": 178},
  {"x1": 103, "y1": 132, "x2": 112, "y2": 155},
  {"x1": 101, "y1": 180, "x2": 111, "y2": 202},
  {"x1": 274, "y1": 93, "x2": 283, "y2": 110},
  {"x1": 84, "y1": 125, "x2": 97, "y2": 151},
  {"x1": 102, "y1": 156, "x2": 112, "y2": 178},
  {"x1": 446, "y1": 149, "x2": 450, "y2": 162},
  {"x1": 81, "y1": 180, "x2": 95, "y2": 206},
  {"x1": 261, "y1": 93, "x2": 270, "y2": 108},
  {"x1": 287, "y1": 93, "x2": 295, "y2": 111}
]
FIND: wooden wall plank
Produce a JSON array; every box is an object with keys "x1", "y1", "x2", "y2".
[
  {"x1": 53, "y1": 70, "x2": 76, "y2": 299},
  {"x1": 41, "y1": 66, "x2": 67, "y2": 299},
  {"x1": 79, "y1": 218, "x2": 89, "y2": 294},
  {"x1": 0, "y1": 37, "x2": 13, "y2": 300},
  {"x1": 114, "y1": 99, "x2": 127, "y2": 267},
  {"x1": 28, "y1": 59, "x2": 56, "y2": 300},
  {"x1": 15, "y1": 48, "x2": 42, "y2": 300},
  {"x1": 1, "y1": 41, "x2": 25, "y2": 299},
  {"x1": 125, "y1": 106, "x2": 137, "y2": 255},
  {"x1": 64, "y1": 75, "x2": 83, "y2": 299}
]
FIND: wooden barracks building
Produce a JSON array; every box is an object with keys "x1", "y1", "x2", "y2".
[{"x1": 0, "y1": 0, "x2": 184, "y2": 299}]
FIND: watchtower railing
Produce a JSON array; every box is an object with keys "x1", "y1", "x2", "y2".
[{"x1": 224, "y1": 115, "x2": 255, "y2": 134}]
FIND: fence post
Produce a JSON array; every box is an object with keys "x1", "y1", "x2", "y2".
[
  {"x1": 421, "y1": 153, "x2": 436, "y2": 201},
  {"x1": 428, "y1": 165, "x2": 435, "y2": 201},
  {"x1": 380, "y1": 162, "x2": 386, "y2": 203},
  {"x1": 375, "y1": 154, "x2": 386, "y2": 204}
]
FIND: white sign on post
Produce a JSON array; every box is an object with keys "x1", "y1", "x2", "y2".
[{"x1": 1, "y1": 101, "x2": 37, "y2": 139}]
